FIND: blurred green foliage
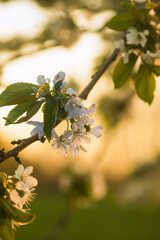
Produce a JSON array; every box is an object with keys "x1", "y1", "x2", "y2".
[
  {"x1": 15, "y1": 192, "x2": 160, "y2": 240},
  {"x1": 98, "y1": 89, "x2": 134, "y2": 127}
]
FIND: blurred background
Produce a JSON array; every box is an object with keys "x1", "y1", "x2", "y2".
[{"x1": 1, "y1": 0, "x2": 160, "y2": 239}]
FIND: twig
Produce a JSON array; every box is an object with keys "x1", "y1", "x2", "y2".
[
  {"x1": 0, "y1": 48, "x2": 120, "y2": 163},
  {"x1": 0, "y1": 134, "x2": 39, "y2": 163}
]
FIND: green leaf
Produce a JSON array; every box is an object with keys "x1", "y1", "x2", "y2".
[
  {"x1": 106, "y1": 13, "x2": 136, "y2": 31},
  {"x1": 36, "y1": 83, "x2": 50, "y2": 99},
  {"x1": 113, "y1": 53, "x2": 138, "y2": 89},
  {"x1": 0, "y1": 173, "x2": 8, "y2": 196},
  {"x1": 145, "y1": 1, "x2": 157, "y2": 10},
  {"x1": 0, "y1": 197, "x2": 35, "y2": 224},
  {"x1": 134, "y1": 64, "x2": 156, "y2": 104},
  {"x1": 54, "y1": 80, "x2": 63, "y2": 91},
  {"x1": 13, "y1": 101, "x2": 43, "y2": 124},
  {"x1": 152, "y1": 65, "x2": 160, "y2": 76},
  {"x1": 43, "y1": 100, "x2": 59, "y2": 142},
  {"x1": 0, "y1": 83, "x2": 39, "y2": 107},
  {"x1": 0, "y1": 214, "x2": 15, "y2": 240},
  {"x1": 4, "y1": 100, "x2": 38, "y2": 125},
  {"x1": 121, "y1": 1, "x2": 133, "y2": 11}
]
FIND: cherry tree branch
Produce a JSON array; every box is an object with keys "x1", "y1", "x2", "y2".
[
  {"x1": 0, "y1": 48, "x2": 120, "y2": 164},
  {"x1": 0, "y1": 134, "x2": 40, "y2": 163},
  {"x1": 79, "y1": 48, "x2": 120, "y2": 99}
]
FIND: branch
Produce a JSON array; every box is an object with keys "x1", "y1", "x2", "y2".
[
  {"x1": 0, "y1": 134, "x2": 39, "y2": 163},
  {"x1": 0, "y1": 48, "x2": 120, "y2": 163},
  {"x1": 79, "y1": 48, "x2": 120, "y2": 99}
]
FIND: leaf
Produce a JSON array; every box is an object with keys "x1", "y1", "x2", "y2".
[
  {"x1": 134, "y1": 64, "x2": 156, "y2": 104},
  {"x1": 43, "y1": 100, "x2": 59, "y2": 142},
  {"x1": 113, "y1": 53, "x2": 138, "y2": 89},
  {"x1": 4, "y1": 100, "x2": 38, "y2": 125},
  {"x1": 106, "y1": 13, "x2": 136, "y2": 31},
  {"x1": 0, "y1": 197, "x2": 35, "y2": 224},
  {"x1": 54, "y1": 80, "x2": 63, "y2": 91},
  {"x1": 0, "y1": 215, "x2": 15, "y2": 240},
  {"x1": 36, "y1": 83, "x2": 50, "y2": 98},
  {"x1": 13, "y1": 101, "x2": 43, "y2": 124},
  {"x1": 121, "y1": 1, "x2": 133, "y2": 11},
  {"x1": 152, "y1": 65, "x2": 160, "y2": 76},
  {"x1": 0, "y1": 83, "x2": 39, "y2": 107},
  {"x1": 0, "y1": 173, "x2": 7, "y2": 195},
  {"x1": 145, "y1": 1, "x2": 157, "y2": 10}
]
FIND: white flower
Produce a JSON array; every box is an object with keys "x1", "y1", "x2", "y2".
[
  {"x1": 66, "y1": 88, "x2": 77, "y2": 96},
  {"x1": 69, "y1": 129, "x2": 91, "y2": 156},
  {"x1": 8, "y1": 164, "x2": 38, "y2": 209},
  {"x1": 126, "y1": 27, "x2": 149, "y2": 47},
  {"x1": 65, "y1": 96, "x2": 86, "y2": 119},
  {"x1": 15, "y1": 165, "x2": 38, "y2": 191},
  {"x1": 9, "y1": 189, "x2": 24, "y2": 209},
  {"x1": 141, "y1": 51, "x2": 160, "y2": 64},
  {"x1": 27, "y1": 121, "x2": 44, "y2": 139},
  {"x1": 53, "y1": 71, "x2": 66, "y2": 89},
  {"x1": 9, "y1": 188, "x2": 35, "y2": 209},
  {"x1": 52, "y1": 131, "x2": 70, "y2": 156},
  {"x1": 71, "y1": 130, "x2": 91, "y2": 146},
  {"x1": 37, "y1": 75, "x2": 50, "y2": 86},
  {"x1": 76, "y1": 116, "x2": 94, "y2": 127},
  {"x1": 54, "y1": 71, "x2": 66, "y2": 82}
]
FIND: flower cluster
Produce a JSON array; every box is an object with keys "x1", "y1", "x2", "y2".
[
  {"x1": 52, "y1": 95, "x2": 102, "y2": 156},
  {"x1": 114, "y1": 26, "x2": 160, "y2": 64},
  {"x1": 6, "y1": 165, "x2": 38, "y2": 210},
  {"x1": 28, "y1": 71, "x2": 102, "y2": 156}
]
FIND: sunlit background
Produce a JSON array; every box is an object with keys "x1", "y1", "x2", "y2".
[{"x1": 1, "y1": 0, "x2": 160, "y2": 239}]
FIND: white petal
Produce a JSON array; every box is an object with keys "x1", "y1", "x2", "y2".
[
  {"x1": 87, "y1": 103, "x2": 96, "y2": 114},
  {"x1": 60, "y1": 82, "x2": 67, "y2": 89},
  {"x1": 27, "y1": 121, "x2": 44, "y2": 127},
  {"x1": 60, "y1": 145, "x2": 68, "y2": 156},
  {"x1": 9, "y1": 189, "x2": 20, "y2": 205},
  {"x1": 23, "y1": 166, "x2": 33, "y2": 177},
  {"x1": 53, "y1": 71, "x2": 66, "y2": 83},
  {"x1": 114, "y1": 39, "x2": 125, "y2": 50},
  {"x1": 90, "y1": 126, "x2": 103, "y2": 138},
  {"x1": 66, "y1": 88, "x2": 77, "y2": 96},
  {"x1": 27, "y1": 122, "x2": 44, "y2": 139},
  {"x1": 15, "y1": 165, "x2": 24, "y2": 179},
  {"x1": 81, "y1": 134, "x2": 91, "y2": 144},
  {"x1": 37, "y1": 75, "x2": 47, "y2": 86},
  {"x1": 70, "y1": 146, "x2": 80, "y2": 156},
  {"x1": 24, "y1": 176, "x2": 38, "y2": 187},
  {"x1": 123, "y1": 53, "x2": 129, "y2": 64}
]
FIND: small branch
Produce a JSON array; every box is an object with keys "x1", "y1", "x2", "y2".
[
  {"x1": 0, "y1": 48, "x2": 120, "y2": 163},
  {"x1": 0, "y1": 134, "x2": 39, "y2": 163},
  {"x1": 79, "y1": 48, "x2": 120, "y2": 99}
]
